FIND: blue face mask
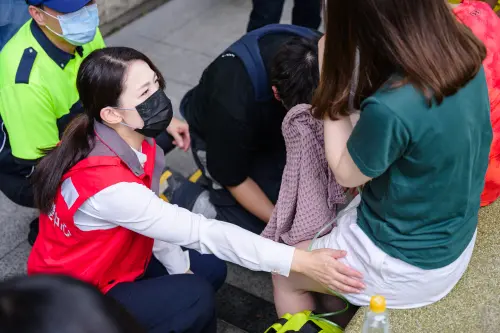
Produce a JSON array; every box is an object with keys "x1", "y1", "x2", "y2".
[{"x1": 41, "y1": 4, "x2": 99, "y2": 46}]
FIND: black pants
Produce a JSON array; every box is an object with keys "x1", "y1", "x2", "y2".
[
  {"x1": 0, "y1": 172, "x2": 34, "y2": 208},
  {"x1": 0, "y1": 172, "x2": 39, "y2": 245},
  {"x1": 108, "y1": 251, "x2": 227, "y2": 333},
  {"x1": 155, "y1": 131, "x2": 176, "y2": 155},
  {"x1": 247, "y1": 0, "x2": 322, "y2": 32}
]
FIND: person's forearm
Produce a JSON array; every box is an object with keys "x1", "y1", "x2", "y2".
[
  {"x1": 152, "y1": 202, "x2": 295, "y2": 276},
  {"x1": 324, "y1": 116, "x2": 353, "y2": 172},
  {"x1": 227, "y1": 177, "x2": 274, "y2": 223}
]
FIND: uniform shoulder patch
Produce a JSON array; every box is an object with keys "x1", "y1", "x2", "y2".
[
  {"x1": 221, "y1": 52, "x2": 236, "y2": 58},
  {"x1": 15, "y1": 47, "x2": 38, "y2": 84}
]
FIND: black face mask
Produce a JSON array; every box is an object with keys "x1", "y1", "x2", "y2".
[{"x1": 134, "y1": 90, "x2": 173, "y2": 138}]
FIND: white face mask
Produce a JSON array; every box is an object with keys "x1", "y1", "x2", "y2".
[{"x1": 39, "y1": 4, "x2": 99, "y2": 46}]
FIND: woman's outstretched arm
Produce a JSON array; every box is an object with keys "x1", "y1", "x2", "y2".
[{"x1": 80, "y1": 182, "x2": 365, "y2": 293}]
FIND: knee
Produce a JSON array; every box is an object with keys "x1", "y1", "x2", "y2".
[
  {"x1": 206, "y1": 256, "x2": 228, "y2": 291},
  {"x1": 189, "y1": 277, "x2": 216, "y2": 325},
  {"x1": 272, "y1": 274, "x2": 287, "y2": 295},
  {"x1": 272, "y1": 273, "x2": 298, "y2": 296},
  {"x1": 272, "y1": 273, "x2": 286, "y2": 287}
]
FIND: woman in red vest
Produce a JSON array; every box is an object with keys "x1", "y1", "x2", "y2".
[{"x1": 27, "y1": 47, "x2": 364, "y2": 333}]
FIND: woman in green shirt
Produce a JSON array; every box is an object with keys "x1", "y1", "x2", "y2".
[{"x1": 272, "y1": 0, "x2": 492, "y2": 315}]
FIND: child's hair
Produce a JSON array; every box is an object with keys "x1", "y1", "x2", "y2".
[
  {"x1": 0, "y1": 275, "x2": 145, "y2": 333},
  {"x1": 270, "y1": 36, "x2": 321, "y2": 110}
]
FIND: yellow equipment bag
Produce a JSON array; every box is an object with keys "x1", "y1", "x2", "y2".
[{"x1": 264, "y1": 311, "x2": 343, "y2": 333}]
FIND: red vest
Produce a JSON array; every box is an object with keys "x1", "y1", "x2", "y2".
[{"x1": 28, "y1": 124, "x2": 164, "y2": 293}]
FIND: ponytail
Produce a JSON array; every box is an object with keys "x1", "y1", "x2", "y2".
[{"x1": 33, "y1": 114, "x2": 95, "y2": 213}]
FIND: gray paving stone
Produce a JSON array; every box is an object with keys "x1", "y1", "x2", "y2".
[
  {"x1": 146, "y1": 41, "x2": 213, "y2": 87},
  {"x1": 0, "y1": 192, "x2": 37, "y2": 259},
  {"x1": 161, "y1": 1, "x2": 250, "y2": 58},
  {"x1": 164, "y1": 80, "x2": 193, "y2": 119},
  {"x1": 105, "y1": 28, "x2": 160, "y2": 54},
  {"x1": 226, "y1": 263, "x2": 274, "y2": 304},
  {"x1": 280, "y1": 0, "x2": 295, "y2": 24},
  {"x1": 217, "y1": 320, "x2": 247, "y2": 333},
  {"x1": 0, "y1": 241, "x2": 30, "y2": 280},
  {"x1": 122, "y1": 0, "x2": 221, "y2": 42},
  {"x1": 107, "y1": 31, "x2": 215, "y2": 87},
  {"x1": 165, "y1": 148, "x2": 198, "y2": 178},
  {"x1": 158, "y1": 0, "x2": 305, "y2": 58}
]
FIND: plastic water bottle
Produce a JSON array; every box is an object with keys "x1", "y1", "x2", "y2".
[{"x1": 362, "y1": 295, "x2": 390, "y2": 333}]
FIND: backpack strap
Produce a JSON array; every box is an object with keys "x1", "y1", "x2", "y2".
[{"x1": 226, "y1": 24, "x2": 321, "y2": 102}]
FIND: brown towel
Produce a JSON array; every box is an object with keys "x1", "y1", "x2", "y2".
[{"x1": 261, "y1": 104, "x2": 346, "y2": 245}]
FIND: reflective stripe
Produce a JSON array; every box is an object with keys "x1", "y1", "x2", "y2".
[
  {"x1": 0, "y1": 122, "x2": 6, "y2": 153},
  {"x1": 25, "y1": 166, "x2": 35, "y2": 178},
  {"x1": 61, "y1": 177, "x2": 79, "y2": 209}
]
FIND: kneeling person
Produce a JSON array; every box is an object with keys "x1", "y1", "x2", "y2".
[{"x1": 181, "y1": 24, "x2": 321, "y2": 233}]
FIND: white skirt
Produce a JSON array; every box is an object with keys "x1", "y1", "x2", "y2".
[{"x1": 310, "y1": 195, "x2": 476, "y2": 309}]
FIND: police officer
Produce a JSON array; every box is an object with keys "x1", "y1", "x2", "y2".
[
  {"x1": 178, "y1": 24, "x2": 322, "y2": 234},
  {"x1": 0, "y1": 0, "x2": 189, "y2": 244}
]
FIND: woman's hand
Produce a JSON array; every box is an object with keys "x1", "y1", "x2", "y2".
[
  {"x1": 291, "y1": 249, "x2": 365, "y2": 294},
  {"x1": 167, "y1": 118, "x2": 191, "y2": 152}
]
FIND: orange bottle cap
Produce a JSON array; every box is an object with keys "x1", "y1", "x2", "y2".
[{"x1": 369, "y1": 295, "x2": 386, "y2": 313}]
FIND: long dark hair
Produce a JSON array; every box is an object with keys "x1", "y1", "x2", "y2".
[
  {"x1": 312, "y1": 0, "x2": 487, "y2": 119},
  {"x1": 0, "y1": 275, "x2": 145, "y2": 333},
  {"x1": 32, "y1": 47, "x2": 166, "y2": 213}
]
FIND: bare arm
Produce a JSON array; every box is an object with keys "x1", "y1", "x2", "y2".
[
  {"x1": 227, "y1": 177, "x2": 274, "y2": 223},
  {"x1": 318, "y1": 35, "x2": 369, "y2": 188},
  {"x1": 324, "y1": 116, "x2": 371, "y2": 188}
]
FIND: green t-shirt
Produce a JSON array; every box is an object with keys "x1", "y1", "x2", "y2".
[
  {"x1": 0, "y1": 19, "x2": 105, "y2": 174},
  {"x1": 347, "y1": 69, "x2": 492, "y2": 269}
]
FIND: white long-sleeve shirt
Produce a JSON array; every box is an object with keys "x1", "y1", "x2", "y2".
[{"x1": 66, "y1": 149, "x2": 294, "y2": 276}]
